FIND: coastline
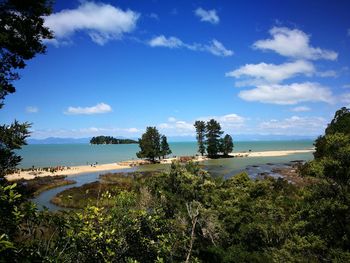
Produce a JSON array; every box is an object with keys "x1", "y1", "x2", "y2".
[
  {"x1": 5, "y1": 149, "x2": 314, "y2": 181},
  {"x1": 230, "y1": 149, "x2": 314, "y2": 157}
]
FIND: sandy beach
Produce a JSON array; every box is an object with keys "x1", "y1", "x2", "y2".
[
  {"x1": 231, "y1": 149, "x2": 314, "y2": 158},
  {"x1": 5, "y1": 149, "x2": 314, "y2": 181}
]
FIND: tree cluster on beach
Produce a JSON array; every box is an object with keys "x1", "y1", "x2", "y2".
[
  {"x1": 136, "y1": 127, "x2": 172, "y2": 162},
  {"x1": 90, "y1": 136, "x2": 137, "y2": 145},
  {"x1": 194, "y1": 119, "x2": 234, "y2": 157}
]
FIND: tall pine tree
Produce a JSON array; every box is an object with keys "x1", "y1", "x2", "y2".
[
  {"x1": 194, "y1": 121, "x2": 206, "y2": 156},
  {"x1": 205, "y1": 119, "x2": 223, "y2": 157},
  {"x1": 137, "y1": 127, "x2": 161, "y2": 162},
  {"x1": 160, "y1": 135, "x2": 172, "y2": 159},
  {"x1": 221, "y1": 134, "x2": 234, "y2": 156}
]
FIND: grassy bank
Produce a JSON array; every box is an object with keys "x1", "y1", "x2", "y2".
[
  {"x1": 51, "y1": 171, "x2": 161, "y2": 208},
  {"x1": 18, "y1": 175, "x2": 76, "y2": 197}
]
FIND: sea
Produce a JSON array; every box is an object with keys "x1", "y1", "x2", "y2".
[
  {"x1": 17, "y1": 140, "x2": 314, "y2": 168},
  {"x1": 22, "y1": 140, "x2": 315, "y2": 210}
]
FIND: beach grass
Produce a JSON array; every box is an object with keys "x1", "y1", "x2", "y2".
[
  {"x1": 18, "y1": 175, "x2": 76, "y2": 197},
  {"x1": 50, "y1": 171, "x2": 161, "y2": 208}
]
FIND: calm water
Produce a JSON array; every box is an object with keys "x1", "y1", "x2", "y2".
[
  {"x1": 18, "y1": 140, "x2": 314, "y2": 168},
  {"x1": 27, "y1": 140, "x2": 315, "y2": 210}
]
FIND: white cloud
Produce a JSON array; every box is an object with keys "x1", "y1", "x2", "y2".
[
  {"x1": 158, "y1": 120, "x2": 195, "y2": 136},
  {"x1": 226, "y1": 60, "x2": 315, "y2": 85},
  {"x1": 316, "y1": 70, "x2": 337, "y2": 77},
  {"x1": 148, "y1": 35, "x2": 233, "y2": 57},
  {"x1": 158, "y1": 113, "x2": 246, "y2": 136},
  {"x1": 44, "y1": 2, "x2": 139, "y2": 45},
  {"x1": 125, "y1": 128, "x2": 139, "y2": 133},
  {"x1": 258, "y1": 116, "x2": 327, "y2": 135},
  {"x1": 199, "y1": 113, "x2": 245, "y2": 126},
  {"x1": 342, "y1": 84, "x2": 350, "y2": 89},
  {"x1": 291, "y1": 106, "x2": 311, "y2": 112},
  {"x1": 253, "y1": 27, "x2": 338, "y2": 60},
  {"x1": 204, "y1": 39, "x2": 234, "y2": 57},
  {"x1": 340, "y1": 93, "x2": 350, "y2": 104},
  {"x1": 64, "y1": 103, "x2": 112, "y2": 115},
  {"x1": 26, "y1": 106, "x2": 39, "y2": 113},
  {"x1": 239, "y1": 82, "x2": 334, "y2": 105},
  {"x1": 194, "y1": 7, "x2": 219, "y2": 24},
  {"x1": 148, "y1": 35, "x2": 183, "y2": 48}
]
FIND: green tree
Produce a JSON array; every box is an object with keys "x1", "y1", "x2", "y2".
[
  {"x1": 314, "y1": 107, "x2": 350, "y2": 158},
  {"x1": 0, "y1": 0, "x2": 53, "y2": 259},
  {"x1": 297, "y1": 107, "x2": 350, "y2": 260},
  {"x1": 137, "y1": 127, "x2": 161, "y2": 162},
  {"x1": 194, "y1": 120, "x2": 206, "y2": 156},
  {"x1": 160, "y1": 135, "x2": 172, "y2": 159},
  {"x1": 0, "y1": 0, "x2": 53, "y2": 177},
  {"x1": 205, "y1": 119, "x2": 223, "y2": 157},
  {"x1": 221, "y1": 134, "x2": 234, "y2": 156},
  {"x1": 0, "y1": 0, "x2": 53, "y2": 108},
  {"x1": 0, "y1": 121, "x2": 31, "y2": 178}
]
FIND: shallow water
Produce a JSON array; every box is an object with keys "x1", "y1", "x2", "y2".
[
  {"x1": 32, "y1": 150, "x2": 313, "y2": 210},
  {"x1": 17, "y1": 140, "x2": 313, "y2": 168}
]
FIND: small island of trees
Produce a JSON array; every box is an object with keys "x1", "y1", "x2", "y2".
[{"x1": 90, "y1": 136, "x2": 137, "y2": 145}]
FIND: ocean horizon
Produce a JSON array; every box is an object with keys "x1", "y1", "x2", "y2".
[{"x1": 17, "y1": 140, "x2": 314, "y2": 168}]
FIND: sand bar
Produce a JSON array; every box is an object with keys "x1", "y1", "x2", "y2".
[
  {"x1": 5, "y1": 150, "x2": 313, "y2": 181},
  {"x1": 231, "y1": 149, "x2": 314, "y2": 158}
]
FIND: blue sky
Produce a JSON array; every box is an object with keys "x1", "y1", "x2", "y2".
[{"x1": 1, "y1": 0, "x2": 350, "y2": 140}]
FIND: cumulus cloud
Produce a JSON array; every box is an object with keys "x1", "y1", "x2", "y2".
[
  {"x1": 26, "y1": 106, "x2": 39, "y2": 113},
  {"x1": 258, "y1": 116, "x2": 327, "y2": 135},
  {"x1": 291, "y1": 106, "x2": 311, "y2": 112},
  {"x1": 44, "y1": 2, "x2": 139, "y2": 45},
  {"x1": 64, "y1": 103, "x2": 112, "y2": 115},
  {"x1": 199, "y1": 113, "x2": 245, "y2": 127},
  {"x1": 239, "y1": 82, "x2": 334, "y2": 105},
  {"x1": 158, "y1": 113, "x2": 246, "y2": 136},
  {"x1": 253, "y1": 27, "x2": 338, "y2": 60},
  {"x1": 158, "y1": 120, "x2": 195, "y2": 136},
  {"x1": 226, "y1": 60, "x2": 315, "y2": 85},
  {"x1": 194, "y1": 7, "x2": 219, "y2": 24},
  {"x1": 148, "y1": 35, "x2": 233, "y2": 57}
]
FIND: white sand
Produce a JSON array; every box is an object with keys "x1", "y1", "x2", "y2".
[
  {"x1": 230, "y1": 149, "x2": 314, "y2": 157},
  {"x1": 5, "y1": 150, "x2": 313, "y2": 181}
]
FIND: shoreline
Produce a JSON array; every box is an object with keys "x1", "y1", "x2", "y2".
[{"x1": 5, "y1": 149, "x2": 314, "y2": 181}]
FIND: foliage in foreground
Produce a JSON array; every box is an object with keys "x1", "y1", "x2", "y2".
[
  {"x1": 1, "y1": 107, "x2": 350, "y2": 262},
  {"x1": 0, "y1": 153, "x2": 349, "y2": 262}
]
